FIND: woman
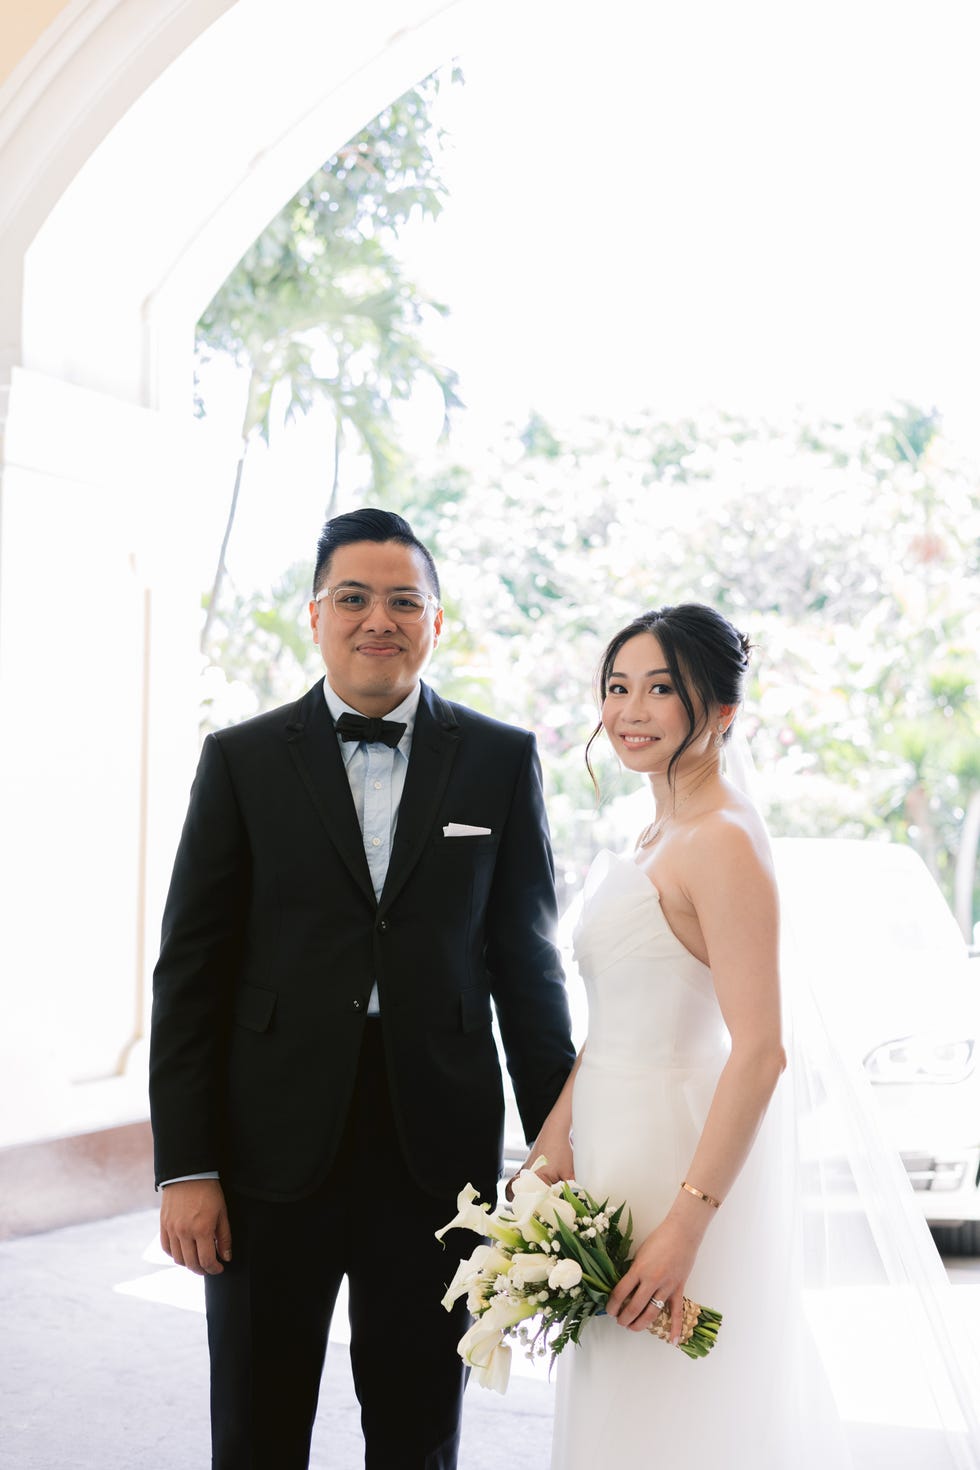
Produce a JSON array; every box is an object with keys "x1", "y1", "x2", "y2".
[{"x1": 529, "y1": 604, "x2": 978, "y2": 1467}]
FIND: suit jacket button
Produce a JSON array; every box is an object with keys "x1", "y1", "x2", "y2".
[
  {"x1": 377, "y1": 919, "x2": 389, "y2": 932},
  {"x1": 352, "y1": 999, "x2": 363, "y2": 1011}
]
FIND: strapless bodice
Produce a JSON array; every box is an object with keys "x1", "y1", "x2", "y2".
[{"x1": 572, "y1": 849, "x2": 730, "y2": 1072}]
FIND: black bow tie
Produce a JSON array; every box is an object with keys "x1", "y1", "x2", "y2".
[{"x1": 335, "y1": 712, "x2": 407, "y2": 748}]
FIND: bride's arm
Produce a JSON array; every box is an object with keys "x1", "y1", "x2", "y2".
[
  {"x1": 508, "y1": 1046, "x2": 585, "y2": 1190},
  {"x1": 608, "y1": 815, "x2": 785, "y2": 1338}
]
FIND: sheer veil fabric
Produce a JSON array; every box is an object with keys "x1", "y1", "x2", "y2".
[{"x1": 726, "y1": 725, "x2": 980, "y2": 1466}]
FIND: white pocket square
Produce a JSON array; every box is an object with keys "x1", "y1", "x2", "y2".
[{"x1": 443, "y1": 822, "x2": 492, "y2": 837}]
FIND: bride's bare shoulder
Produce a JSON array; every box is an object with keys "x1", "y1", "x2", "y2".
[{"x1": 686, "y1": 791, "x2": 774, "y2": 877}]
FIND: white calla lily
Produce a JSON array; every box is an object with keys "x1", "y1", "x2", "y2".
[
  {"x1": 460, "y1": 1295, "x2": 538, "y2": 1364},
  {"x1": 509, "y1": 1167, "x2": 552, "y2": 1224},
  {"x1": 473, "y1": 1341, "x2": 513, "y2": 1394},
  {"x1": 434, "y1": 1184, "x2": 490, "y2": 1242},
  {"x1": 439, "y1": 1244, "x2": 495, "y2": 1311},
  {"x1": 436, "y1": 1182, "x2": 523, "y2": 1249},
  {"x1": 533, "y1": 1193, "x2": 578, "y2": 1231}
]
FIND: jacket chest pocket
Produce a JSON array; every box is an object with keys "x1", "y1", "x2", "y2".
[
  {"x1": 428, "y1": 832, "x2": 498, "y2": 857},
  {"x1": 424, "y1": 834, "x2": 499, "y2": 906}
]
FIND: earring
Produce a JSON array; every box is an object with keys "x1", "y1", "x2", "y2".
[{"x1": 714, "y1": 727, "x2": 725, "y2": 749}]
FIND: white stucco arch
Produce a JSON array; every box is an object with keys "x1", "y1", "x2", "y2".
[
  {"x1": 0, "y1": 0, "x2": 485, "y2": 1156},
  {"x1": 11, "y1": 0, "x2": 481, "y2": 410}
]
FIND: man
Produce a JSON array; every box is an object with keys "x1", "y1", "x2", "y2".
[{"x1": 149, "y1": 508, "x2": 576, "y2": 1469}]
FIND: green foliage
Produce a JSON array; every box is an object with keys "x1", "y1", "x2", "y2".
[
  {"x1": 197, "y1": 73, "x2": 462, "y2": 453},
  {"x1": 196, "y1": 68, "x2": 462, "y2": 656},
  {"x1": 203, "y1": 389, "x2": 979, "y2": 928},
  {"x1": 200, "y1": 561, "x2": 320, "y2": 733},
  {"x1": 414, "y1": 404, "x2": 980, "y2": 918}
]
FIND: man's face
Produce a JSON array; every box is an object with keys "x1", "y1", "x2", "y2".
[{"x1": 309, "y1": 540, "x2": 443, "y2": 716}]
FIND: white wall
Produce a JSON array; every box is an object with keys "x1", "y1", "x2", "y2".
[{"x1": 0, "y1": 0, "x2": 488, "y2": 1147}]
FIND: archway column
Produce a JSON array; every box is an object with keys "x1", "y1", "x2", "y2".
[{"x1": 0, "y1": 366, "x2": 210, "y2": 1147}]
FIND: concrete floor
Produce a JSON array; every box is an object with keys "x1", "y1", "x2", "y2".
[
  {"x1": 5, "y1": 1206, "x2": 980, "y2": 1468},
  {"x1": 0, "y1": 1207, "x2": 554, "y2": 1469}
]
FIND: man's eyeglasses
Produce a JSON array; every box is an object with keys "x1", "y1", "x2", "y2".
[{"x1": 314, "y1": 586, "x2": 440, "y2": 624}]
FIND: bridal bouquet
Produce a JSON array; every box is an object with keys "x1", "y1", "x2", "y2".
[{"x1": 435, "y1": 1158, "x2": 722, "y2": 1393}]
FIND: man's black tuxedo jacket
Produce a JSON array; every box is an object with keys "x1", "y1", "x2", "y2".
[{"x1": 149, "y1": 680, "x2": 575, "y2": 1203}]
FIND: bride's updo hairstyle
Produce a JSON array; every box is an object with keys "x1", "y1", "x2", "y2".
[{"x1": 586, "y1": 603, "x2": 752, "y2": 790}]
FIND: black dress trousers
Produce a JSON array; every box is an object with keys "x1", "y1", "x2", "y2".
[{"x1": 205, "y1": 1022, "x2": 473, "y2": 1469}]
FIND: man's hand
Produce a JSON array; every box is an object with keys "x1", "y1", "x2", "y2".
[{"x1": 160, "y1": 1179, "x2": 232, "y2": 1276}]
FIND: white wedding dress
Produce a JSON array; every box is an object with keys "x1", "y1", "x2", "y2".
[{"x1": 550, "y1": 849, "x2": 980, "y2": 1469}]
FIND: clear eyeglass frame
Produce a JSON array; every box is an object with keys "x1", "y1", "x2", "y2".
[{"x1": 314, "y1": 586, "x2": 440, "y2": 624}]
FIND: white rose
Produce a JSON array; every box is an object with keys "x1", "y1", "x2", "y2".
[
  {"x1": 548, "y1": 1259, "x2": 584, "y2": 1291},
  {"x1": 507, "y1": 1253, "x2": 552, "y2": 1287}
]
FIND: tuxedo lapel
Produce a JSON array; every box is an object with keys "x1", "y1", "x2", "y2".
[
  {"x1": 284, "y1": 683, "x2": 377, "y2": 908},
  {"x1": 379, "y1": 683, "x2": 460, "y2": 915}
]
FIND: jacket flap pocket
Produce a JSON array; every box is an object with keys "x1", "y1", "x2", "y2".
[
  {"x1": 234, "y1": 984, "x2": 277, "y2": 1033},
  {"x1": 460, "y1": 987, "x2": 492, "y2": 1034}
]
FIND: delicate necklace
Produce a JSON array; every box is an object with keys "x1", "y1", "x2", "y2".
[{"x1": 638, "y1": 766, "x2": 716, "y2": 849}]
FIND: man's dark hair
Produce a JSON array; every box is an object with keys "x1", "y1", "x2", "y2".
[{"x1": 312, "y1": 508, "x2": 440, "y2": 599}]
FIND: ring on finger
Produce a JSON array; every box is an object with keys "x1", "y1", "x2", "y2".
[{"x1": 650, "y1": 1296, "x2": 666, "y2": 1311}]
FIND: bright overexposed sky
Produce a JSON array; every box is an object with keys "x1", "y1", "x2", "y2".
[
  {"x1": 212, "y1": 0, "x2": 980, "y2": 587},
  {"x1": 422, "y1": 1, "x2": 980, "y2": 429}
]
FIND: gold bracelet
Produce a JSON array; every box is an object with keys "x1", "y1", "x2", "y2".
[{"x1": 681, "y1": 1180, "x2": 721, "y2": 1209}]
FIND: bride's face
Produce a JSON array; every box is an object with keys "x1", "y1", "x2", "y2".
[{"x1": 601, "y1": 632, "x2": 712, "y2": 775}]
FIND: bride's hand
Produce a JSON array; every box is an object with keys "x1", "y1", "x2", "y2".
[
  {"x1": 606, "y1": 1218, "x2": 699, "y2": 1342},
  {"x1": 504, "y1": 1136, "x2": 574, "y2": 1199}
]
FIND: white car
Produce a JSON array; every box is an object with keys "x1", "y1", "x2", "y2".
[
  {"x1": 502, "y1": 838, "x2": 980, "y2": 1252},
  {"x1": 773, "y1": 838, "x2": 980, "y2": 1252}
]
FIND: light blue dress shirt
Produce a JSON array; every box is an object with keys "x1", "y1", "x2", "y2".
[{"x1": 321, "y1": 677, "x2": 420, "y2": 1012}]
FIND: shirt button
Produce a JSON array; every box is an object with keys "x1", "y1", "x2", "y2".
[
  {"x1": 371, "y1": 836, "x2": 381, "y2": 847},
  {"x1": 373, "y1": 780, "x2": 383, "y2": 790}
]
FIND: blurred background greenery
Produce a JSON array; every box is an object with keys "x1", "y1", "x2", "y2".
[{"x1": 193, "y1": 68, "x2": 980, "y2": 938}]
